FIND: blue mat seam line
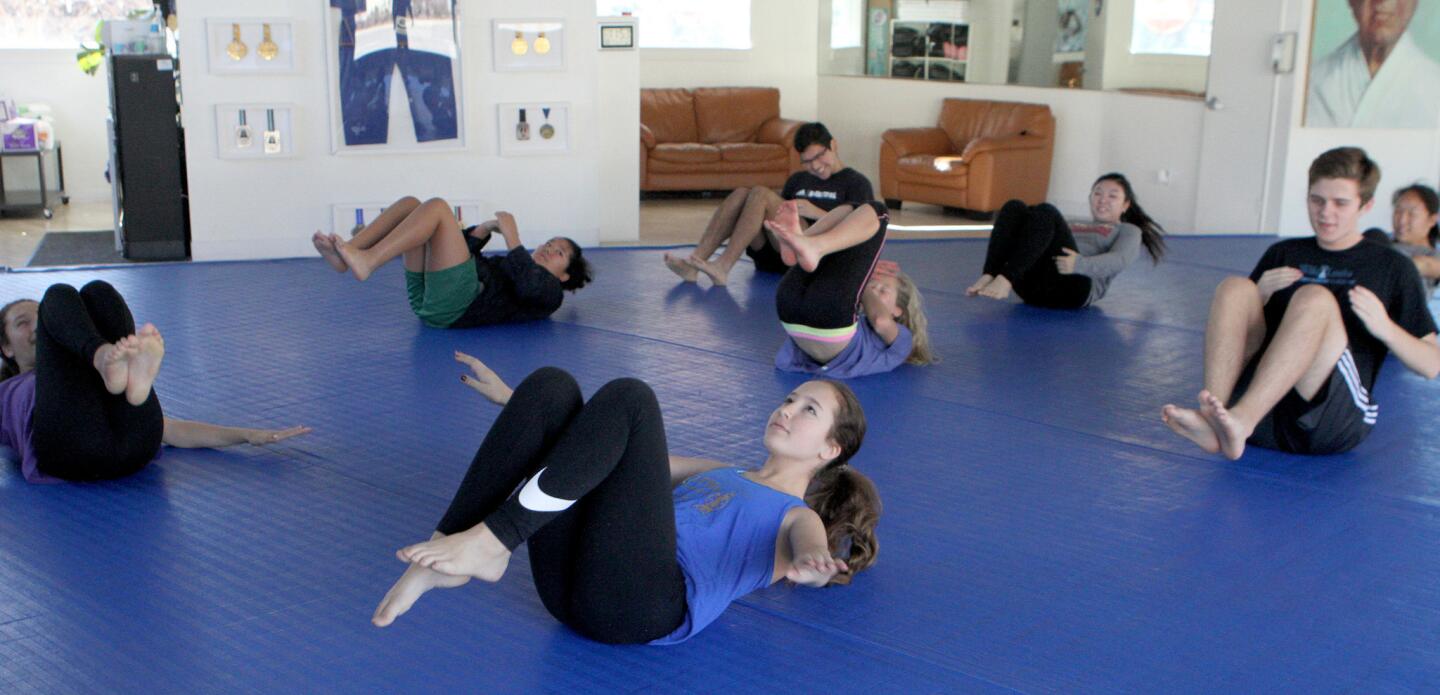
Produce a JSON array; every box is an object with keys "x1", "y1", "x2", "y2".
[
  {"x1": 915, "y1": 388, "x2": 1440, "y2": 513},
  {"x1": 550, "y1": 319, "x2": 778, "y2": 366},
  {"x1": 725, "y1": 601, "x2": 1027, "y2": 693}
]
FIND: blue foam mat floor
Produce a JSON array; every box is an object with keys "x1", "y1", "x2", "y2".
[{"x1": 2, "y1": 237, "x2": 1439, "y2": 693}]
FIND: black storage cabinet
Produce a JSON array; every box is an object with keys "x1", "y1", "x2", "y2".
[{"x1": 109, "y1": 54, "x2": 189, "y2": 260}]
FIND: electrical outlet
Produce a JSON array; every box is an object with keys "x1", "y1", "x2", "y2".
[{"x1": 1157, "y1": 169, "x2": 1172, "y2": 184}]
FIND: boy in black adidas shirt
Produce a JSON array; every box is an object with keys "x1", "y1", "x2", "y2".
[
  {"x1": 1163, "y1": 147, "x2": 1439, "y2": 459},
  {"x1": 664, "y1": 122, "x2": 875, "y2": 286}
]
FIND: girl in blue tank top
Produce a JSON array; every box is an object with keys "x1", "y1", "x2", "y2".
[{"x1": 373, "y1": 354, "x2": 883, "y2": 645}]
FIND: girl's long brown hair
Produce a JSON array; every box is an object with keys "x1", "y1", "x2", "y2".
[{"x1": 804, "y1": 380, "x2": 882, "y2": 586}]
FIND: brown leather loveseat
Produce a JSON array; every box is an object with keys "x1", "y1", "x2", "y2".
[
  {"x1": 880, "y1": 98, "x2": 1055, "y2": 215},
  {"x1": 640, "y1": 87, "x2": 804, "y2": 192}
]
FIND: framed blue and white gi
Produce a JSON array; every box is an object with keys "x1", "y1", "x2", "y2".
[{"x1": 324, "y1": 0, "x2": 465, "y2": 152}]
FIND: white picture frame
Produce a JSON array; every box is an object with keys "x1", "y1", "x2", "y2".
[
  {"x1": 215, "y1": 104, "x2": 297, "y2": 159},
  {"x1": 205, "y1": 19, "x2": 298, "y2": 75},
  {"x1": 497, "y1": 103, "x2": 570, "y2": 156},
  {"x1": 493, "y1": 19, "x2": 566, "y2": 72},
  {"x1": 323, "y1": 3, "x2": 465, "y2": 154}
]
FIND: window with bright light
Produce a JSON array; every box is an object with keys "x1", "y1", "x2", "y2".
[
  {"x1": 830, "y1": 0, "x2": 863, "y2": 49},
  {"x1": 597, "y1": 0, "x2": 751, "y2": 49},
  {"x1": 1130, "y1": 0, "x2": 1214, "y2": 56},
  {"x1": 0, "y1": 0, "x2": 155, "y2": 49}
]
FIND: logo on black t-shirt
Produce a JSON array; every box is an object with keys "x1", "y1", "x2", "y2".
[
  {"x1": 1297, "y1": 263, "x2": 1357, "y2": 287},
  {"x1": 795, "y1": 189, "x2": 839, "y2": 201}
]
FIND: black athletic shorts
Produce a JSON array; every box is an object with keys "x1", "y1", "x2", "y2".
[{"x1": 1238, "y1": 347, "x2": 1376, "y2": 455}]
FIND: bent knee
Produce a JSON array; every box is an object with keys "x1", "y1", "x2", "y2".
[
  {"x1": 1288, "y1": 283, "x2": 1341, "y2": 312},
  {"x1": 395, "y1": 195, "x2": 421, "y2": 208},
  {"x1": 592, "y1": 377, "x2": 658, "y2": 413},
  {"x1": 519, "y1": 366, "x2": 581, "y2": 397},
  {"x1": 1215, "y1": 275, "x2": 1258, "y2": 297}
]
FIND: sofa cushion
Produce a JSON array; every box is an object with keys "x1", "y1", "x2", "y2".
[
  {"x1": 648, "y1": 157, "x2": 783, "y2": 175},
  {"x1": 694, "y1": 88, "x2": 780, "y2": 144},
  {"x1": 718, "y1": 143, "x2": 787, "y2": 163},
  {"x1": 641, "y1": 89, "x2": 699, "y2": 144},
  {"x1": 897, "y1": 155, "x2": 968, "y2": 178},
  {"x1": 650, "y1": 143, "x2": 721, "y2": 164},
  {"x1": 938, "y1": 99, "x2": 1052, "y2": 151}
]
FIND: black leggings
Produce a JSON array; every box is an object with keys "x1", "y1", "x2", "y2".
[
  {"x1": 32, "y1": 281, "x2": 164, "y2": 481},
  {"x1": 775, "y1": 201, "x2": 889, "y2": 329},
  {"x1": 982, "y1": 200, "x2": 1092, "y2": 309},
  {"x1": 436, "y1": 368, "x2": 687, "y2": 644}
]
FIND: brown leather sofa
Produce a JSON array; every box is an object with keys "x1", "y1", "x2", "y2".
[
  {"x1": 640, "y1": 87, "x2": 804, "y2": 192},
  {"x1": 880, "y1": 99, "x2": 1055, "y2": 215}
]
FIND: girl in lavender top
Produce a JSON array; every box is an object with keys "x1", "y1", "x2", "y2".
[
  {"x1": 0, "y1": 281, "x2": 310, "y2": 484},
  {"x1": 768, "y1": 200, "x2": 936, "y2": 379}
]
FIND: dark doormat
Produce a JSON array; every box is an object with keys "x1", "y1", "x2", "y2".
[{"x1": 26, "y1": 231, "x2": 168, "y2": 268}]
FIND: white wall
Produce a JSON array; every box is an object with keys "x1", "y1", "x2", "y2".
[
  {"x1": 1276, "y1": 0, "x2": 1440, "y2": 237},
  {"x1": 638, "y1": 0, "x2": 820, "y2": 121},
  {"x1": 0, "y1": 50, "x2": 113, "y2": 203},
  {"x1": 818, "y1": 76, "x2": 1203, "y2": 232},
  {"x1": 179, "y1": 0, "x2": 635, "y2": 261}
]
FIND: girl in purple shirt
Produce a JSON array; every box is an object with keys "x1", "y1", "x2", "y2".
[
  {"x1": 0, "y1": 281, "x2": 309, "y2": 483},
  {"x1": 372, "y1": 353, "x2": 882, "y2": 644},
  {"x1": 769, "y1": 200, "x2": 936, "y2": 378}
]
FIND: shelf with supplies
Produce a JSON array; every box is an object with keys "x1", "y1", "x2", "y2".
[{"x1": 888, "y1": 20, "x2": 969, "y2": 82}]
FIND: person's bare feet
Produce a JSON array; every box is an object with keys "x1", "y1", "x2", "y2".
[
  {"x1": 1162, "y1": 403, "x2": 1220, "y2": 454},
  {"x1": 965, "y1": 274, "x2": 995, "y2": 296},
  {"x1": 373, "y1": 533, "x2": 472, "y2": 628},
  {"x1": 335, "y1": 240, "x2": 374, "y2": 281},
  {"x1": 397, "y1": 523, "x2": 511, "y2": 582},
  {"x1": 1199, "y1": 390, "x2": 1251, "y2": 460},
  {"x1": 314, "y1": 231, "x2": 348, "y2": 272},
  {"x1": 978, "y1": 274, "x2": 1012, "y2": 300},
  {"x1": 123, "y1": 324, "x2": 164, "y2": 406},
  {"x1": 663, "y1": 252, "x2": 699, "y2": 282},
  {"x1": 92, "y1": 342, "x2": 130, "y2": 396},
  {"x1": 764, "y1": 201, "x2": 817, "y2": 271},
  {"x1": 685, "y1": 256, "x2": 732, "y2": 286}
]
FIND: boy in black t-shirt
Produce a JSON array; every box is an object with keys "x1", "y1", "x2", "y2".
[
  {"x1": 1162, "y1": 147, "x2": 1439, "y2": 459},
  {"x1": 663, "y1": 122, "x2": 875, "y2": 286}
]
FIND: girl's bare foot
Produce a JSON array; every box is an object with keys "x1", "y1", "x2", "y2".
[
  {"x1": 965, "y1": 274, "x2": 995, "y2": 296},
  {"x1": 92, "y1": 342, "x2": 130, "y2": 396},
  {"x1": 685, "y1": 256, "x2": 732, "y2": 286},
  {"x1": 978, "y1": 274, "x2": 1012, "y2": 300},
  {"x1": 1199, "y1": 390, "x2": 1251, "y2": 461},
  {"x1": 314, "y1": 231, "x2": 348, "y2": 272},
  {"x1": 1162, "y1": 403, "x2": 1220, "y2": 454},
  {"x1": 764, "y1": 201, "x2": 817, "y2": 271},
  {"x1": 335, "y1": 241, "x2": 374, "y2": 281},
  {"x1": 124, "y1": 324, "x2": 165, "y2": 406},
  {"x1": 663, "y1": 252, "x2": 699, "y2": 282},
  {"x1": 397, "y1": 523, "x2": 511, "y2": 582},
  {"x1": 373, "y1": 543, "x2": 472, "y2": 627}
]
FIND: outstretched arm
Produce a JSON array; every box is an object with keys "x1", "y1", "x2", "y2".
[
  {"x1": 161, "y1": 418, "x2": 311, "y2": 449},
  {"x1": 455, "y1": 351, "x2": 514, "y2": 405},
  {"x1": 782, "y1": 507, "x2": 847, "y2": 587}
]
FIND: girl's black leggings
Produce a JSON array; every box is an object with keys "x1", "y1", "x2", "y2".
[
  {"x1": 435, "y1": 368, "x2": 687, "y2": 644},
  {"x1": 33, "y1": 281, "x2": 164, "y2": 481},
  {"x1": 982, "y1": 200, "x2": 1092, "y2": 309},
  {"x1": 775, "y1": 201, "x2": 889, "y2": 329}
]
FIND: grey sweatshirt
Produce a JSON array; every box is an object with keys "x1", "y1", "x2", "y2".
[{"x1": 1068, "y1": 220, "x2": 1143, "y2": 305}]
